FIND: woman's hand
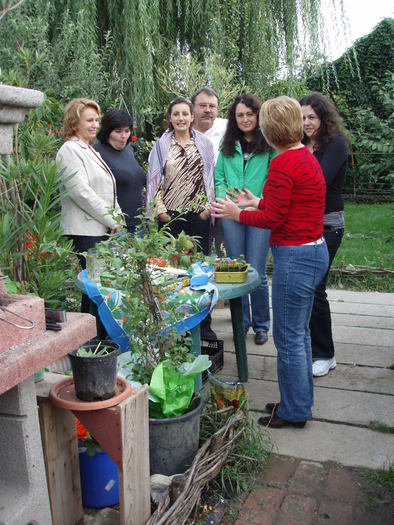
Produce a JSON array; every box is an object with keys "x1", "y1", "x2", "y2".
[
  {"x1": 211, "y1": 197, "x2": 241, "y2": 221},
  {"x1": 158, "y1": 212, "x2": 171, "y2": 223},
  {"x1": 230, "y1": 187, "x2": 260, "y2": 209},
  {"x1": 109, "y1": 215, "x2": 124, "y2": 234},
  {"x1": 199, "y1": 210, "x2": 210, "y2": 221}
]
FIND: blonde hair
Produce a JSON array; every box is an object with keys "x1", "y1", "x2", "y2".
[
  {"x1": 259, "y1": 96, "x2": 303, "y2": 147},
  {"x1": 61, "y1": 98, "x2": 100, "y2": 142}
]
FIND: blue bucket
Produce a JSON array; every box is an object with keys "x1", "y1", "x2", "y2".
[{"x1": 79, "y1": 448, "x2": 119, "y2": 508}]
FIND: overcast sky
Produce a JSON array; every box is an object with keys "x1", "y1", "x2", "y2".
[{"x1": 329, "y1": 0, "x2": 393, "y2": 58}]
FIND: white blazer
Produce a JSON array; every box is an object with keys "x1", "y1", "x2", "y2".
[{"x1": 56, "y1": 137, "x2": 121, "y2": 236}]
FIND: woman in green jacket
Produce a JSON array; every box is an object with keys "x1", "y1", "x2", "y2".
[{"x1": 215, "y1": 94, "x2": 276, "y2": 345}]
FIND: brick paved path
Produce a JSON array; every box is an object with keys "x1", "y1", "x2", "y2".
[{"x1": 234, "y1": 455, "x2": 393, "y2": 525}]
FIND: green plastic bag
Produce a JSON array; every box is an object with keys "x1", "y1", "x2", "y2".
[{"x1": 149, "y1": 355, "x2": 210, "y2": 418}]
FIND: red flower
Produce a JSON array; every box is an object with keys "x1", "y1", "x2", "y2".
[
  {"x1": 131, "y1": 135, "x2": 137, "y2": 143},
  {"x1": 24, "y1": 231, "x2": 38, "y2": 256},
  {"x1": 76, "y1": 418, "x2": 89, "y2": 440}
]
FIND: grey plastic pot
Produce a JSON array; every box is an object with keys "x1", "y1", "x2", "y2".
[{"x1": 149, "y1": 396, "x2": 204, "y2": 476}]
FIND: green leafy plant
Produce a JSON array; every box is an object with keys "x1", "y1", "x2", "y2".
[
  {"x1": 75, "y1": 341, "x2": 113, "y2": 358},
  {"x1": 87, "y1": 211, "x2": 211, "y2": 416},
  {"x1": 214, "y1": 258, "x2": 248, "y2": 273},
  {"x1": 0, "y1": 106, "x2": 79, "y2": 310},
  {"x1": 90, "y1": 218, "x2": 198, "y2": 384}
]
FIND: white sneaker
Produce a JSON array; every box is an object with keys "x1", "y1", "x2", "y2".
[{"x1": 312, "y1": 357, "x2": 336, "y2": 377}]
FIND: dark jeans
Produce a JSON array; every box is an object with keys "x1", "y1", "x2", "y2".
[
  {"x1": 159, "y1": 211, "x2": 216, "y2": 339},
  {"x1": 310, "y1": 227, "x2": 344, "y2": 360}
]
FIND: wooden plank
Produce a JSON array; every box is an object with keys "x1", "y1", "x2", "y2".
[
  {"x1": 38, "y1": 400, "x2": 83, "y2": 525},
  {"x1": 118, "y1": 385, "x2": 151, "y2": 525}
]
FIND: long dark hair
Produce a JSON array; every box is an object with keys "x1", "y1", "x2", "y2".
[
  {"x1": 166, "y1": 97, "x2": 193, "y2": 130},
  {"x1": 97, "y1": 109, "x2": 133, "y2": 144},
  {"x1": 299, "y1": 93, "x2": 345, "y2": 150},
  {"x1": 222, "y1": 94, "x2": 269, "y2": 156}
]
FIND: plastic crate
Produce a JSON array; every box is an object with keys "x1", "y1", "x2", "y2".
[{"x1": 201, "y1": 339, "x2": 224, "y2": 383}]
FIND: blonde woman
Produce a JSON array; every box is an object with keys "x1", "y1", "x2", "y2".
[
  {"x1": 213, "y1": 96, "x2": 329, "y2": 427},
  {"x1": 56, "y1": 98, "x2": 122, "y2": 311}
]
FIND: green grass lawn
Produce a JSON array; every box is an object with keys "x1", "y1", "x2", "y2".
[
  {"x1": 333, "y1": 202, "x2": 394, "y2": 269},
  {"x1": 328, "y1": 202, "x2": 394, "y2": 292}
]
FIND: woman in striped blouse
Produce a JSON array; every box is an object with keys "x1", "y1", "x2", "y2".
[
  {"x1": 146, "y1": 96, "x2": 216, "y2": 339},
  {"x1": 212, "y1": 96, "x2": 329, "y2": 428}
]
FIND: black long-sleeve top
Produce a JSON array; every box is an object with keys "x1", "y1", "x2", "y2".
[
  {"x1": 314, "y1": 134, "x2": 348, "y2": 214},
  {"x1": 94, "y1": 141, "x2": 146, "y2": 232}
]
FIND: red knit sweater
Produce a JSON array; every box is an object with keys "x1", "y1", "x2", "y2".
[{"x1": 239, "y1": 147, "x2": 326, "y2": 246}]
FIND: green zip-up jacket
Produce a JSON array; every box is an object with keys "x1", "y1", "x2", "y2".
[{"x1": 214, "y1": 142, "x2": 276, "y2": 200}]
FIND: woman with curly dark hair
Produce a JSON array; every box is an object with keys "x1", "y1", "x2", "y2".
[
  {"x1": 299, "y1": 92, "x2": 348, "y2": 377},
  {"x1": 215, "y1": 94, "x2": 276, "y2": 345}
]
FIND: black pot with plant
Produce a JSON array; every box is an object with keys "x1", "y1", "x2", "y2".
[{"x1": 69, "y1": 338, "x2": 119, "y2": 401}]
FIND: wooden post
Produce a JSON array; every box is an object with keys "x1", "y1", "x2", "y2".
[
  {"x1": 118, "y1": 386, "x2": 151, "y2": 525},
  {"x1": 37, "y1": 374, "x2": 151, "y2": 525},
  {"x1": 38, "y1": 399, "x2": 83, "y2": 525}
]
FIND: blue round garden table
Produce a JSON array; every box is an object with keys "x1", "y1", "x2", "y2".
[{"x1": 75, "y1": 267, "x2": 261, "y2": 383}]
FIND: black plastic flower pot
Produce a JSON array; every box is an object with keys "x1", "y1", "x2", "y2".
[
  {"x1": 69, "y1": 338, "x2": 119, "y2": 402},
  {"x1": 149, "y1": 395, "x2": 204, "y2": 476}
]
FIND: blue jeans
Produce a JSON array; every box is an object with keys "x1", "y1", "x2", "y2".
[
  {"x1": 271, "y1": 242, "x2": 329, "y2": 422},
  {"x1": 222, "y1": 219, "x2": 270, "y2": 333}
]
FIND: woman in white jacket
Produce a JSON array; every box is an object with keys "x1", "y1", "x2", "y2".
[{"x1": 56, "y1": 98, "x2": 122, "y2": 311}]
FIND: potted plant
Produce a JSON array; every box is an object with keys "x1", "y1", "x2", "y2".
[
  {"x1": 214, "y1": 257, "x2": 249, "y2": 283},
  {"x1": 86, "y1": 213, "x2": 213, "y2": 474},
  {"x1": 69, "y1": 339, "x2": 119, "y2": 401},
  {"x1": 0, "y1": 107, "x2": 80, "y2": 318}
]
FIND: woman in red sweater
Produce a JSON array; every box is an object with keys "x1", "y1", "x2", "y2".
[{"x1": 212, "y1": 96, "x2": 329, "y2": 428}]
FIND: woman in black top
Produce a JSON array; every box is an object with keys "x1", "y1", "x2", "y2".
[
  {"x1": 300, "y1": 92, "x2": 348, "y2": 377},
  {"x1": 94, "y1": 110, "x2": 146, "y2": 233}
]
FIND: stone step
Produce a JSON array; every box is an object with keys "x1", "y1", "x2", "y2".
[
  {"x1": 213, "y1": 306, "x2": 394, "y2": 331},
  {"x1": 236, "y1": 378, "x2": 394, "y2": 426},
  {"x1": 249, "y1": 413, "x2": 394, "y2": 470},
  {"x1": 211, "y1": 323, "x2": 394, "y2": 367},
  {"x1": 327, "y1": 289, "x2": 394, "y2": 305},
  {"x1": 220, "y1": 354, "x2": 394, "y2": 395},
  {"x1": 330, "y1": 313, "x2": 393, "y2": 329}
]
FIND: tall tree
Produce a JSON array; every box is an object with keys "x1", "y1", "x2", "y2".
[{"x1": 0, "y1": 0, "x2": 342, "y2": 130}]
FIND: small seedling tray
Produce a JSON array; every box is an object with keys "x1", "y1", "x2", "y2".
[{"x1": 214, "y1": 264, "x2": 249, "y2": 283}]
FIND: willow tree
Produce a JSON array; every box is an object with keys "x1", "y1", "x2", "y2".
[{"x1": 0, "y1": 0, "x2": 345, "y2": 130}]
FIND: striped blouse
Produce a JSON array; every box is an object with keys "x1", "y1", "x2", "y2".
[{"x1": 155, "y1": 136, "x2": 207, "y2": 215}]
